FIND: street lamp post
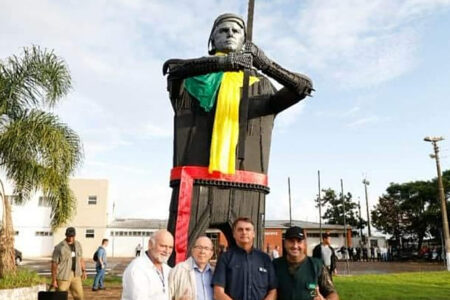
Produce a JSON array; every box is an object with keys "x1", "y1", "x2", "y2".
[
  {"x1": 362, "y1": 178, "x2": 371, "y2": 237},
  {"x1": 424, "y1": 136, "x2": 450, "y2": 271}
]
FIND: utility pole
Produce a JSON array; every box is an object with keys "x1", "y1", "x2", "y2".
[
  {"x1": 288, "y1": 177, "x2": 292, "y2": 227},
  {"x1": 341, "y1": 179, "x2": 350, "y2": 274},
  {"x1": 424, "y1": 136, "x2": 450, "y2": 271},
  {"x1": 318, "y1": 170, "x2": 322, "y2": 240},
  {"x1": 362, "y1": 178, "x2": 371, "y2": 237},
  {"x1": 358, "y1": 197, "x2": 363, "y2": 239}
]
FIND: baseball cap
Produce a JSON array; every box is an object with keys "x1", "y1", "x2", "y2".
[
  {"x1": 285, "y1": 226, "x2": 305, "y2": 240},
  {"x1": 65, "y1": 227, "x2": 76, "y2": 237}
]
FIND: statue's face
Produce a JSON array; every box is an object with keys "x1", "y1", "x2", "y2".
[{"x1": 212, "y1": 21, "x2": 245, "y2": 53}]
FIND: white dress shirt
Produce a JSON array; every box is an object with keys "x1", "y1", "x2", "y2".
[{"x1": 122, "y1": 253, "x2": 171, "y2": 300}]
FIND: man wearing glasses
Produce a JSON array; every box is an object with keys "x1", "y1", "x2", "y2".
[{"x1": 169, "y1": 236, "x2": 215, "y2": 300}]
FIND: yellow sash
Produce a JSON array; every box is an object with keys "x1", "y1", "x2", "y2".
[{"x1": 209, "y1": 71, "x2": 259, "y2": 174}]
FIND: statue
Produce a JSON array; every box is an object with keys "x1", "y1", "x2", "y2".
[{"x1": 163, "y1": 13, "x2": 313, "y2": 265}]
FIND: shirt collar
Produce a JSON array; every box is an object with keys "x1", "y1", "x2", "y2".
[{"x1": 192, "y1": 258, "x2": 211, "y2": 273}]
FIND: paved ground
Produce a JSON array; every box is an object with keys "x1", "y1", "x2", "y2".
[{"x1": 21, "y1": 258, "x2": 446, "y2": 300}]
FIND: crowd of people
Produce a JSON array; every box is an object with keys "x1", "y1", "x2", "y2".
[{"x1": 338, "y1": 245, "x2": 389, "y2": 262}]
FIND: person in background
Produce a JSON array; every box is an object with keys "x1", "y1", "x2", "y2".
[
  {"x1": 51, "y1": 227, "x2": 87, "y2": 300},
  {"x1": 92, "y1": 238, "x2": 109, "y2": 291},
  {"x1": 122, "y1": 230, "x2": 174, "y2": 300},
  {"x1": 313, "y1": 233, "x2": 337, "y2": 280},
  {"x1": 169, "y1": 236, "x2": 215, "y2": 300},
  {"x1": 271, "y1": 245, "x2": 280, "y2": 260},
  {"x1": 136, "y1": 243, "x2": 143, "y2": 257}
]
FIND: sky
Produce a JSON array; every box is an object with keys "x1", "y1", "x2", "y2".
[{"x1": 1, "y1": 0, "x2": 450, "y2": 230}]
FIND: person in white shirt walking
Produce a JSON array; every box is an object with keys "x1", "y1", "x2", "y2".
[{"x1": 122, "y1": 229, "x2": 174, "y2": 300}]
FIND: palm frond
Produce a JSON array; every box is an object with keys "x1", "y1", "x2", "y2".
[
  {"x1": 0, "y1": 109, "x2": 83, "y2": 227},
  {"x1": 0, "y1": 45, "x2": 71, "y2": 116}
]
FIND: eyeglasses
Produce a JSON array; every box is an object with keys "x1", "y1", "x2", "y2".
[{"x1": 193, "y1": 245, "x2": 213, "y2": 251}]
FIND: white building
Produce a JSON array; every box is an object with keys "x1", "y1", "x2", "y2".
[{"x1": 5, "y1": 178, "x2": 109, "y2": 258}]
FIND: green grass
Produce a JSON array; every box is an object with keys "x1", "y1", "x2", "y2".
[
  {"x1": 0, "y1": 269, "x2": 46, "y2": 289},
  {"x1": 82, "y1": 275, "x2": 123, "y2": 287},
  {"x1": 334, "y1": 271, "x2": 450, "y2": 300}
]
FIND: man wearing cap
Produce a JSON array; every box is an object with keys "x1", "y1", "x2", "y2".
[
  {"x1": 312, "y1": 233, "x2": 337, "y2": 280},
  {"x1": 273, "y1": 227, "x2": 339, "y2": 300},
  {"x1": 163, "y1": 12, "x2": 314, "y2": 264},
  {"x1": 51, "y1": 227, "x2": 87, "y2": 300},
  {"x1": 213, "y1": 217, "x2": 277, "y2": 300}
]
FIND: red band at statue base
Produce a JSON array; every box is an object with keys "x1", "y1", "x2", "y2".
[{"x1": 170, "y1": 166, "x2": 268, "y2": 263}]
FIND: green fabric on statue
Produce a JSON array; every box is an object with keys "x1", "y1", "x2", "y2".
[{"x1": 184, "y1": 72, "x2": 224, "y2": 112}]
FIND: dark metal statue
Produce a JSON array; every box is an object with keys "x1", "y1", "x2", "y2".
[{"x1": 163, "y1": 13, "x2": 313, "y2": 265}]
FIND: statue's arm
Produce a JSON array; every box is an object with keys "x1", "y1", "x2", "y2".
[
  {"x1": 162, "y1": 53, "x2": 252, "y2": 79},
  {"x1": 245, "y1": 42, "x2": 314, "y2": 114}
]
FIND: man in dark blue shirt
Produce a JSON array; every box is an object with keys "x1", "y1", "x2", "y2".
[{"x1": 213, "y1": 217, "x2": 277, "y2": 300}]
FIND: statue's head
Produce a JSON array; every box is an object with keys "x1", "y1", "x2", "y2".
[{"x1": 208, "y1": 13, "x2": 246, "y2": 55}]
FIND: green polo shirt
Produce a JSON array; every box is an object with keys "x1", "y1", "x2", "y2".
[
  {"x1": 273, "y1": 256, "x2": 333, "y2": 300},
  {"x1": 52, "y1": 240, "x2": 83, "y2": 280}
]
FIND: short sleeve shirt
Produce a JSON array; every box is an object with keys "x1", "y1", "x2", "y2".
[
  {"x1": 212, "y1": 246, "x2": 277, "y2": 300},
  {"x1": 96, "y1": 247, "x2": 107, "y2": 266},
  {"x1": 52, "y1": 240, "x2": 83, "y2": 280}
]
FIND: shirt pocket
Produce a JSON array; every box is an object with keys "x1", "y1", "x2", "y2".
[{"x1": 254, "y1": 265, "x2": 269, "y2": 288}]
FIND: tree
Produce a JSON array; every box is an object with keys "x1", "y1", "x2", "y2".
[
  {"x1": 0, "y1": 46, "x2": 82, "y2": 276},
  {"x1": 319, "y1": 188, "x2": 363, "y2": 229},
  {"x1": 371, "y1": 183, "x2": 405, "y2": 246},
  {"x1": 371, "y1": 171, "x2": 450, "y2": 251}
]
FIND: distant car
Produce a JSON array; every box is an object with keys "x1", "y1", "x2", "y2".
[{"x1": 15, "y1": 249, "x2": 22, "y2": 265}]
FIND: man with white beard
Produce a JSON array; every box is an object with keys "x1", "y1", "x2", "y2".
[{"x1": 122, "y1": 230, "x2": 174, "y2": 300}]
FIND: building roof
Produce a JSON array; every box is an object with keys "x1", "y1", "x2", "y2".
[
  {"x1": 108, "y1": 218, "x2": 349, "y2": 230},
  {"x1": 108, "y1": 218, "x2": 167, "y2": 229},
  {"x1": 265, "y1": 220, "x2": 349, "y2": 230}
]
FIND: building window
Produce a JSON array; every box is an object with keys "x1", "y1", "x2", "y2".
[
  {"x1": 35, "y1": 231, "x2": 53, "y2": 236},
  {"x1": 38, "y1": 196, "x2": 51, "y2": 207},
  {"x1": 88, "y1": 195, "x2": 97, "y2": 205},
  {"x1": 85, "y1": 229, "x2": 95, "y2": 238}
]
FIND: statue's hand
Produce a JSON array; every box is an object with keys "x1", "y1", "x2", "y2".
[
  {"x1": 228, "y1": 52, "x2": 253, "y2": 70},
  {"x1": 244, "y1": 42, "x2": 270, "y2": 71}
]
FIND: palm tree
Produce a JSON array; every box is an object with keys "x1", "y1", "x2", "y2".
[{"x1": 0, "y1": 46, "x2": 82, "y2": 276}]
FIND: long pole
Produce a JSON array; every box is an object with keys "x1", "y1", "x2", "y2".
[
  {"x1": 425, "y1": 137, "x2": 450, "y2": 271},
  {"x1": 341, "y1": 179, "x2": 350, "y2": 274},
  {"x1": 318, "y1": 170, "x2": 322, "y2": 240},
  {"x1": 363, "y1": 179, "x2": 371, "y2": 237},
  {"x1": 238, "y1": 0, "x2": 255, "y2": 164},
  {"x1": 288, "y1": 177, "x2": 292, "y2": 227},
  {"x1": 358, "y1": 198, "x2": 363, "y2": 239}
]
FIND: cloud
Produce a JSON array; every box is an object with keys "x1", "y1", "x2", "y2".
[
  {"x1": 347, "y1": 116, "x2": 379, "y2": 128},
  {"x1": 255, "y1": 0, "x2": 450, "y2": 89}
]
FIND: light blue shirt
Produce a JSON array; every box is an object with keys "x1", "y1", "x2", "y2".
[
  {"x1": 96, "y1": 246, "x2": 107, "y2": 267},
  {"x1": 192, "y1": 260, "x2": 213, "y2": 300}
]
